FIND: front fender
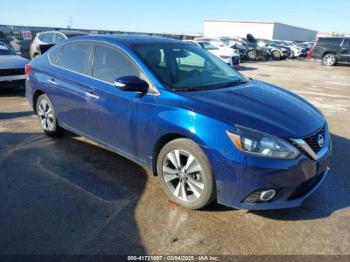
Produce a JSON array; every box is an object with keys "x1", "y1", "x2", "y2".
[{"x1": 147, "y1": 105, "x2": 242, "y2": 172}]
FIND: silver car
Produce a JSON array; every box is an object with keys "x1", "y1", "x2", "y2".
[
  {"x1": 0, "y1": 44, "x2": 28, "y2": 88},
  {"x1": 30, "y1": 30, "x2": 87, "y2": 59}
]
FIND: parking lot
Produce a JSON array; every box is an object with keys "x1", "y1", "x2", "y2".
[{"x1": 0, "y1": 59, "x2": 349, "y2": 255}]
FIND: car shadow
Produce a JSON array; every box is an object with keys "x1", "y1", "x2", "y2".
[
  {"x1": 250, "y1": 133, "x2": 350, "y2": 221},
  {"x1": 235, "y1": 65, "x2": 257, "y2": 71},
  {"x1": 0, "y1": 87, "x2": 25, "y2": 97},
  {"x1": 0, "y1": 111, "x2": 33, "y2": 120},
  {"x1": 0, "y1": 131, "x2": 148, "y2": 254}
]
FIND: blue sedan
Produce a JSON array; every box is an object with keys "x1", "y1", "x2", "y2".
[{"x1": 25, "y1": 35, "x2": 331, "y2": 210}]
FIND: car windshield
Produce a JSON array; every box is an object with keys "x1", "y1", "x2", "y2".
[
  {"x1": 199, "y1": 42, "x2": 219, "y2": 50},
  {"x1": 134, "y1": 43, "x2": 247, "y2": 91}
]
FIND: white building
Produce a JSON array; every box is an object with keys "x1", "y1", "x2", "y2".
[{"x1": 204, "y1": 20, "x2": 318, "y2": 41}]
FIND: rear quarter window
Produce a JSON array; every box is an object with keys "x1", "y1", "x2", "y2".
[{"x1": 48, "y1": 46, "x2": 63, "y2": 65}]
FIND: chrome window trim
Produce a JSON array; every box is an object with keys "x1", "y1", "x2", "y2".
[{"x1": 47, "y1": 39, "x2": 160, "y2": 96}]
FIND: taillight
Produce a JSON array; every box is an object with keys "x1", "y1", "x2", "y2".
[{"x1": 25, "y1": 64, "x2": 32, "y2": 79}]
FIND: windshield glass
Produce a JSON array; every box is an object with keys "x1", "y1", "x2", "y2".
[
  {"x1": 199, "y1": 42, "x2": 219, "y2": 50},
  {"x1": 134, "y1": 43, "x2": 247, "y2": 91}
]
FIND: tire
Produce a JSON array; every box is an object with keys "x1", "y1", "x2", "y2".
[
  {"x1": 247, "y1": 50, "x2": 257, "y2": 61},
  {"x1": 157, "y1": 138, "x2": 216, "y2": 209},
  {"x1": 322, "y1": 53, "x2": 337, "y2": 66},
  {"x1": 36, "y1": 94, "x2": 63, "y2": 136},
  {"x1": 272, "y1": 50, "x2": 281, "y2": 60}
]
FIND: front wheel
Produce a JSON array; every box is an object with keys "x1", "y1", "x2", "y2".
[
  {"x1": 36, "y1": 94, "x2": 63, "y2": 136},
  {"x1": 272, "y1": 50, "x2": 281, "y2": 60},
  {"x1": 247, "y1": 50, "x2": 257, "y2": 61},
  {"x1": 157, "y1": 138, "x2": 216, "y2": 209},
  {"x1": 323, "y1": 53, "x2": 337, "y2": 66}
]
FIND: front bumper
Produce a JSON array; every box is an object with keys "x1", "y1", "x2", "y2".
[{"x1": 207, "y1": 132, "x2": 332, "y2": 210}]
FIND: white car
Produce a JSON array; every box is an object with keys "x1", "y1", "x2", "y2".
[
  {"x1": 271, "y1": 40, "x2": 303, "y2": 57},
  {"x1": 30, "y1": 30, "x2": 87, "y2": 59},
  {"x1": 0, "y1": 44, "x2": 28, "y2": 88},
  {"x1": 185, "y1": 40, "x2": 240, "y2": 66}
]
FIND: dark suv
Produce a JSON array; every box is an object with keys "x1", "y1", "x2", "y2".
[{"x1": 313, "y1": 37, "x2": 350, "y2": 66}]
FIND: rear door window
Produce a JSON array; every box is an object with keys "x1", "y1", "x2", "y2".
[
  {"x1": 92, "y1": 45, "x2": 140, "y2": 83},
  {"x1": 59, "y1": 43, "x2": 93, "y2": 75}
]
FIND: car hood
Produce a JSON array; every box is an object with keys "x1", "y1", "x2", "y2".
[
  {"x1": 0, "y1": 55, "x2": 28, "y2": 69},
  {"x1": 178, "y1": 80, "x2": 324, "y2": 138}
]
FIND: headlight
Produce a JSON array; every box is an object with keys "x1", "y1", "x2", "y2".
[
  {"x1": 281, "y1": 48, "x2": 286, "y2": 51},
  {"x1": 219, "y1": 55, "x2": 231, "y2": 59},
  {"x1": 226, "y1": 126, "x2": 300, "y2": 159}
]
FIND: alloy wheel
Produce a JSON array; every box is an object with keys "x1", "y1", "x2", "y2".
[
  {"x1": 162, "y1": 150, "x2": 204, "y2": 202},
  {"x1": 323, "y1": 55, "x2": 335, "y2": 66},
  {"x1": 38, "y1": 98, "x2": 55, "y2": 131}
]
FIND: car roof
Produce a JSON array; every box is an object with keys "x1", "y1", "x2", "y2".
[
  {"x1": 318, "y1": 36, "x2": 348, "y2": 39},
  {"x1": 39, "y1": 30, "x2": 88, "y2": 36},
  {"x1": 75, "y1": 34, "x2": 186, "y2": 46}
]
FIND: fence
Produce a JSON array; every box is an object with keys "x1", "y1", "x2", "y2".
[{"x1": 0, "y1": 24, "x2": 200, "y2": 59}]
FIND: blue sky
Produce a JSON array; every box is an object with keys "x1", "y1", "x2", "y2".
[{"x1": 1, "y1": 0, "x2": 349, "y2": 33}]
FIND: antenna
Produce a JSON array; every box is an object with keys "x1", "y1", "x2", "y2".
[{"x1": 67, "y1": 16, "x2": 73, "y2": 29}]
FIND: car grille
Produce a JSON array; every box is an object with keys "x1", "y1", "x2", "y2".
[
  {"x1": 303, "y1": 126, "x2": 326, "y2": 154},
  {"x1": 288, "y1": 174, "x2": 322, "y2": 200},
  {"x1": 0, "y1": 68, "x2": 25, "y2": 77}
]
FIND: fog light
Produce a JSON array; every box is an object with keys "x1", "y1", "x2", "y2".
[{"x1": 259, "y1": 190, "x2": 276, "y2": 202}]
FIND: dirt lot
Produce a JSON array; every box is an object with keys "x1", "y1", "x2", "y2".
[{"x1": 0, "y1": 60, "x2": 349, "y2": 255}]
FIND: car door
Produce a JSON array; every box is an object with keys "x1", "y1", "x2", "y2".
[
  {"x1": 47, "y1": 42, "x2": 98, "y2": 137},
  {"x1": 340, "y1": 38, "x2": 350, "y2": 62},
  {"x1": 87, "y1": 43, "x2": 155, "y2": 159}
]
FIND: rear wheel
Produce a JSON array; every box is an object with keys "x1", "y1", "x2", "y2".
[
  {"x1": 157, "y1": 138, "x2": 216, "y2": 209},
  {"x1": 36, "y1": 94, "x2": 63, "y2": 136},
  {"x1": 323, "y1": 53, "x2": 337, "y2": 66}
]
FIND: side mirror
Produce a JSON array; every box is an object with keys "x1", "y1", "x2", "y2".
[{"x1": 114, "y1": 76, "x2": 149, "y2": 93}]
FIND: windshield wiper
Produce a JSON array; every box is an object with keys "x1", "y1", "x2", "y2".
[
  {"x1": 216, "y1": 80, "x2": 248, "y2": 89},
  {"x1": 173, "y1": 87, "x2": 200, "y2": 92},
  {"x1": 173, "y1": 80, "x2": 248, "y2": 92}
]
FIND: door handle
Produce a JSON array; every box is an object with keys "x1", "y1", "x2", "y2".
[
  {"x1": 86, "y1": 90, "x2": 99, "y2": 100},
  {"x1": 47, "y1": 79, "x2": 57, "y2": 85}
]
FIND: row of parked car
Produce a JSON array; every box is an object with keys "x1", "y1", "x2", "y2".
[
  {"x1": 1, "y1": 30, "x2": 349, "y2": 90},
  {"x1": 182, "y1": 34, "x2": 316, "y2": 66}
]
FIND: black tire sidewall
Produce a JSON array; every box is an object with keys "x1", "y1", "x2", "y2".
[{"x1": 157, "y1": 138, "x2": 216, "y2": 210}]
